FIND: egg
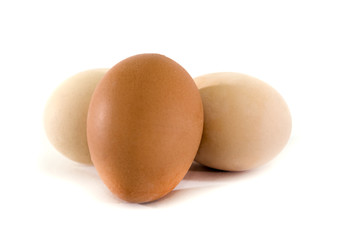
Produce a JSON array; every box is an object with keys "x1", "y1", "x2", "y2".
[
  {"x1": 87, "y1": 54, "x2": 204, "y2": 203},
  {"x1": 43, "y1": 69, "x2": 108, "y2": 164},
  {"x1": 194, "y1": 72, "x2": 292, "y2": 171}
]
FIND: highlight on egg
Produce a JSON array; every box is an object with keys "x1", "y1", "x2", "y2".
[
  {"x1": 43, "y1": 69, "x2": 108, "y2": 164},
  {"x1": 87, "y1": 54, "x2": 204, "y2": 203},
  {"x1": 43, "y1": 55, "x2": 292, "y2": 203},
  {"x1": 194, "y1": 72, "x2": 292, "y2": 171}
]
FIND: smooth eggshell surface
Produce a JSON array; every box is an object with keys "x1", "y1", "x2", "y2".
[
  {"x1": 44, "y1": 69, "x2": 108, "y2": 164},
  {"x1": 87, "y1": 54, "x2": 204, "y2": 203},
  {"x1": 194, "y1": 72, "x2": 292, "y2": 171}
]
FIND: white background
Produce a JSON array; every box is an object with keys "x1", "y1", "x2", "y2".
[{"x1": 1, "y1": 0, "x2": 361, "y2": 239}]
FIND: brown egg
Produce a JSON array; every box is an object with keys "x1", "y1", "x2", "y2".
[
  {"x1": 194, "y1": 72, "x2": 292, "y2": 171},
  {"x1": 87, "y1": 54, "x2": 204, "y2": 203}
]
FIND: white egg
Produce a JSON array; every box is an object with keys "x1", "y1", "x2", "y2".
[
  {"x1": 194, "y1": 72, "x2": 292, "y2": 171},
  {"x1": 44, "y1": 69, "x2": 108, "y2": 164}
]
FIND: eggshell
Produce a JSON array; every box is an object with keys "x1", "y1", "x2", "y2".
[
  {"x1": 194, "y1": 72, "x2": 292, "y2": 171},
  {"x1": 44, "y1": 69, "x2": 108, "y2": 164},
  {"x1": 87, "y1": 54, "x2": 204, "y2": 203}
]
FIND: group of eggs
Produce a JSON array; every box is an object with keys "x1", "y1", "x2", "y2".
[{"x1": 44, "y1": 53, "x2": 292, "y2": 203}]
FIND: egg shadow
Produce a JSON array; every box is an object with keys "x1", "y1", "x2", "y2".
[
  {"x1": 38, "y1": 145, "x2": 128, "y2": 204},
  {"x1": 141, "y1": 162, "x2": 268, "y2": 207},
  {"x1": 183, "y1": 161, "x2": 253, "y2": 182},
  {"x1": 39, "y1": 143, "x2": 267, "y2": 206}
]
